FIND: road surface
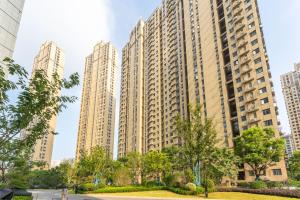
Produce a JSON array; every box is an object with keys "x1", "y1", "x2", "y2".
[{"x1": 29, "y1": 190, "x2": 205, "y2": 200}]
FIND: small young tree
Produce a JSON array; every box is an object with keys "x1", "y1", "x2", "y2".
[
  {"x1": 124, "y1": 152, "x2": 143, "y2": 184},
  {"x1": 288, "y1": 151, "x2": 300, "y2": 180},
  {"x1": 143, "y1": 151, "x2": 170, "y2": 184},
  {"x1": 176, "y1": 104, "x2": 238, "y2": 198},
  {"x1": 234, "y1": 127, "x2": 285, "y2": 181}
]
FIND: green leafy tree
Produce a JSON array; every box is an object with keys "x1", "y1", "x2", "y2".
[
  {"x1": 234, "y1": 127, "x2": 285, "y2": 181},
  {"x1": 176, "y1": 104, "x2": 238, "y2": 198},
  {"x1": 75, "y1": 146, "x2": 107, "y2": 184},
  {"x1": 288, "y1": 151, "x2": 300, "y2": 180},
  {"x1": 124, "y1": 152, "x2": 143, "y2": 184},
  {"x1": 162, "y1": 146, "x2": 182, "y2": 174},
  {"x1": 0, "y1": 58, "x2": 79, "y2": 185},
  {"x1": 143, "y1": 151, "x2": 171, "y2": 184}
]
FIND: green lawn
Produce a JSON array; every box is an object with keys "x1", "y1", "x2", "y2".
[
  {"x1": 12, "y1": 197, "x2": 33, "y2": 200},
  {"x1": 88, "y1": 190, "x2": 298, "y2": 200}
]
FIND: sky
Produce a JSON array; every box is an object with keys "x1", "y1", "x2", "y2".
[{"x1": 13, "y1": 0, "x2": 300, "y2": 161}]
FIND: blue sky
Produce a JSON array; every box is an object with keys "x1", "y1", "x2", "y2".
[{"x1": 13, "y1": 0, "x2": 300, "y2": 161}]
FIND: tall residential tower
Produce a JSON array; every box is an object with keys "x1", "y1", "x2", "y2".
[
  {"x1": 76, "y1": 42, "x2": 117, "y2": 160},
  {"x1": 30, "y1": 41, "x2": 65, "y2": 168},
  {"x1": 0, "y1": 0, "x2": 25, "y2": 62},
  {"x1": 281, "y1": 63, "x2": 300, "y2": 151},
  {"x1": 118, "y1": 0, "x2": 287, "y2": 182}
]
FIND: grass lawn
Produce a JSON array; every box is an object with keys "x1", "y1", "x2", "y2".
[
  {"x1": 88, "y1": 190, "x2": 299, "y2": 200},
  {"x1": 12, "y1": 197, "x2": 33, "y2": 200},
  {"x1": 209, "y1": 192, "x2": 299, "y2": 200}
]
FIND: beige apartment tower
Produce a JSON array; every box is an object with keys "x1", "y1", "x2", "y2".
[
  {"x1": 281, "y1": 63, "x2": 300, "y2": 151},
  {"x1": 118, "y1": 0, "x2": 287, "y2": 182},
  {"x1": 30, "y1": 41, "x2": 65, "y2": 168},
  {"x1": 76, "y1": 42, "x2": 117, "y2": 160}
]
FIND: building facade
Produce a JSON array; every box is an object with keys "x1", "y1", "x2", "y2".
[
  {"x1": 118, "y1": 0, "x2": 287, "y2": 182},
  {"x1": 0, "y1": 0, "x2": 25, "y2": 62},
  {"x1": 283, "y1": 134, "x2": 294, "y2": 158},
  {"x1": 281, "y1": 63, "x2": 300, "y2": 152},
  {"x1": 30, "y1": 41, "x2": 65, "y2": 168},
  {"x1": 76, "y1": 42, "x2": 117, "y2": 160}
]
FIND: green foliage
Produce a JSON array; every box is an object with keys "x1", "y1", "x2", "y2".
[
  {"x1": 237, "y1": 181, "x2": 250, "y2": 188},
  {"x1": 13, "y1": 197, "x2": 33, "y2": 200},
  {"x1": 113, "y1": 167, "x2": 131, "y2": 186},
  {"x1": 196, "y1": 186, "x2": 205, "y2": 194},
  {"x1": 92, "y1": 186, "x2": 165, "y2": 193},
  {"x1": 142, "y1": 151, "x2": 171, "y2": 183},
  {"x1": 265, "y1": 181, "x2": 284, "y2": 189},
  {"x1": 122, "y1": 152, "x2": 142, "y2": 184},
  {"x1": 234, "y1": 127, "x2": 285, "y2": 180},
  {"x1": 167, "y1": 187, "x2": 197, "y2": 195},
  {"x1": 184, "y1": 183, "x2": 196, "y2": 192},
  {"x1": 249, "y1": 181, "x2": 267, "y2": 189},
  {"x1": 288, "y1": 179, "x2": 300, "y2": 187},
  {"x1": 78, "y1": 183, "x2": 97, "y2": 192},
  {"x1": 0, "y1": 58, "x2": 79, "y2": 185},
  {"x1": 176, "y1": 104, "x2": 239, "y2": 197},
  {"x1": 288, "y1": 151, "x2": 300, "y2": 180},
  {"x1": 202, "y1": 179, "x2": 216, "y2": 192}
]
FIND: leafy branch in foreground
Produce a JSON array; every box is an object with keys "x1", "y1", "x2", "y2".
[{"x1": 0, "y1": 58, "x2": 79, "y2": 184}]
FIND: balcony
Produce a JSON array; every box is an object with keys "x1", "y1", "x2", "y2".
[{"x1": 247, "y1": 105, "x2": 259, "y2": 113}]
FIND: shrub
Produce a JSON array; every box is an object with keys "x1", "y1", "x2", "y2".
[
  {"x1": 163, "y1": 174, "x2": 175, "y2": 187},
  {"x1": 237, "y1": 181, "x2": 250, "y2": 188},
  {"x1": 202, "y1": 179, "x2": 216, "y2": 192},
  {"x1": 93, "y1": 186, "x2": 165, "y2": 194},
  {"x1": 217, "y1": 187, "x2": 300, "y2": 198},
  {"x1": 144, "y1": 180, "x2": 162, "y2": 187},
  {"x1": 184, "y1": 183, "x2": 196, "y2": 192},
  {"x1": 12, "y1": 197, "x2": 33, "y2": 200},
  {"x1": 78, "y1": 183, "x2": 96, "y2": 192},
  {"x1": 249, "y1": 181, "x2": 267, "y2": 189},
  {"x1": 172, "y1": 172, "x2": 186, "y2": 188},
  {"x1": 0, "y1": 183, "x2": 6, "y2": 189},
  {"x1": 196, "y1": 186, "x2": 205, "y2": 194},
  {"x1": 167, "y1": 187, "x2": 197, "y2": 195},
  {"x1": 266, "y1": 181, "x2": 284, "y2": 188},
  {"x1": 288, "y1": 179, "x2": 300, "y2": 187},
  {"x1": 113, "y1": 168, "x2": 131, "y2": 186}
]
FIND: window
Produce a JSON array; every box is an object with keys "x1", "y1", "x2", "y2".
[
  {"x1": 251, "y1": 39, "x2": 258, "y2": 46},
  {"x1": 239, "y1": 96, "x2": 244, "y2": 102},
  {"x1": 256, "y1": 67, "x2": 263, "y2": 74},
  {"x1": 264, "y1": 120, "x2": 273, "y2": 126},
  {"x1": 272, "y1": 169, "x2": 282, "y2": 176},
  {"x1": 247, "y1": 14, "x2": 254, "y2": 21},
  {"x1": 254, "y1": 57, "x2": 262, "y2": 64},
  {"x1": 257, "y1": 77, "x2": 265, "y2": 84},
  {"x1": 240, "y1": 106, "x2": 245, "y2": 112},
  {"x1": 237, "y1": 87, "x2": 243, "y2": 93},
  {"x1": 253, "y1": 48, "x2": 260, "y2": 55},
  {"x1": 236, "y1": 78, "x2": 241, "y2": 83},
  {"x1": 249, "y1": 170, "x2": 255, "y2": 176},
  {"x1": 261, "y1": 97, "x2": 269, "y2": 104},
  {"x1": 241, "y1": 116, "x2": 247, "y2": 121},
  {"x1": 250, "y1": 30, "x2": 257, "y2": 37},
  {"x1": 259, "y1": 87, "x2": 267, "y2": 94},
  {"x1": 263, "y1": 109, "x2": 271, "y2": 115}
]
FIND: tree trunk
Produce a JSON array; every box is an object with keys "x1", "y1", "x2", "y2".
[{"x1": 205, "y1": 184, "x2": 208, "y2": 198}]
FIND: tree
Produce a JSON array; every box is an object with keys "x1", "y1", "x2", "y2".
[
  {"x1": 75, "y1": 146, "x2": 107, "y2": 184},
  {"x1": 234, "y1": 127, "x2": 285, "y2": 181},
  {"x1": 288, "y1": 151, "x2": 300, "y2": 180},
  {"x1": 143, "y1": 151, "x2": 170, "y2": 184},
  {"x1": 176, "y1": 104, "x2": 238, "y2": 198},
  {"x1": 0, "y1": 58, "x2": 79, "y2": 185},
  {"x1": 124, "y1": 152, "x2": 143, "y2": 184},
  {"x1": 162, "y1": 146, "x2": 182, "y2": 174}
]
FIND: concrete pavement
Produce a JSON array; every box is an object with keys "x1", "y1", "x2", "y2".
[{"x1": 29, "y1": 190, "x2": 208, "y2": 200}]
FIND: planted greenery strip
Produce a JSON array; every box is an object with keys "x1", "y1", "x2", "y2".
[
  {"x1": 91, "y1": 186, "x2": 166, "y2": 193},
  {"x1": 217, "y1": 188, "x2": 300, "y2": 198}
]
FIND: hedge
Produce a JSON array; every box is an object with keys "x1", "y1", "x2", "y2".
[
  {"x1": 13, "y1": 197, "x2": 33, "y2": 200},
  {"x1": 92, "y1": 186, "x2": 166, "y2": 194},
  {"x1": 217, "y1": 187, "x2": 300, "y2": 198}
]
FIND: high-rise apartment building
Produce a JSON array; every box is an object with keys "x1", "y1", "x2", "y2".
[
  {"x1": 0, "y1": 0, "x2": 25, "y2": 62},
  {"x1": 119, "y1": 0, "x2": 287, "y2": 182},
  {"x1": 283, "y1": 134, "x2": 294, "y2": 158},
  {"x1": 281, "y1": 63, "x2": 300, "y2": 151},
  {"x1": 30, "y1": 41, "x2": 65, "y2": 168},
  {"x1": 76, "y1": 42, "x2": 117, "y2": 160}
]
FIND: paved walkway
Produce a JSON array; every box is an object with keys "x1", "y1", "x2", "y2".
[{"x1": 29, "y1": 190, "x2": 214, "y2": 200}]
